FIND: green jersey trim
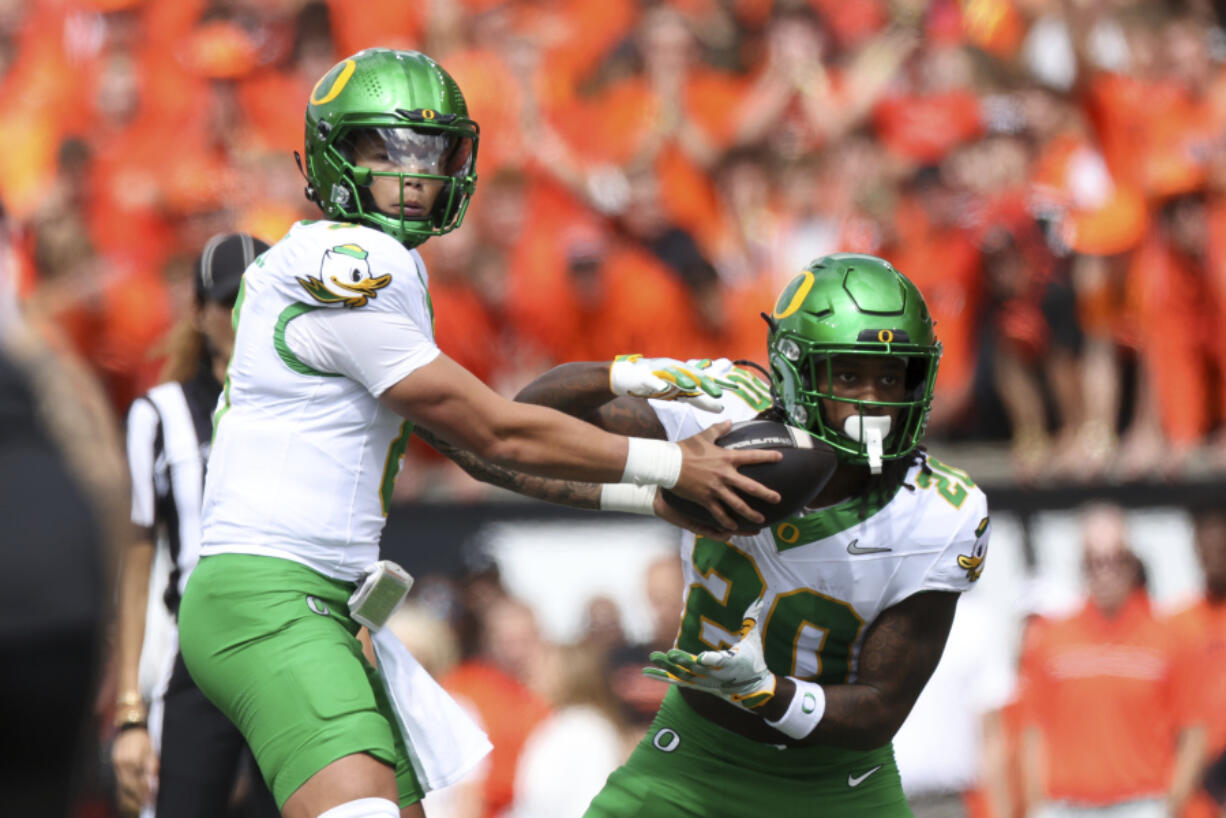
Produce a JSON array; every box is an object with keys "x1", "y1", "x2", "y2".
[
  {"x1": 414, "y1": 267, "x2": 434, "y2": 327},
  {"x1": 770, "y1": 478, "x2": 905, "y2": 552},
  {"x1": 273, "y1": 303, "x2": 344, "y2": 377},
  {"x1": 379, "y1": 421, "x2": 414, "y2": 515}
]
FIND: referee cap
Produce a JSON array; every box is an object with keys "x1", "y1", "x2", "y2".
[{"x1": 195, "y1": 232, "x2": 270, "y2": 305}]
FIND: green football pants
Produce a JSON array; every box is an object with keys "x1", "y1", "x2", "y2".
[
  {"x1": 178, "y1": 553, "x2": 424, "y2": 808},
  {"x1": 585, "y1": 687, "x2": 913, "y2": 817}
]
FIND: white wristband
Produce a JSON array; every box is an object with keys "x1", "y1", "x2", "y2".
[
  {"x1": 621, "y1": 438, "x2": 682, "y2": 489},
  {"x1": 599, "y1": 483, "x2": 658, "y2": 515},
  {"x1": 764, "y1": 678, "x2": 825, "y2": 740}
]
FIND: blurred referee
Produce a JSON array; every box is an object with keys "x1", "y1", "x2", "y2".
[{"x1": 110, "y1": 232, "x2": 280, "y2": 818}]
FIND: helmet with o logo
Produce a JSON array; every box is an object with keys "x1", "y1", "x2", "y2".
[
  {"x1": 303, "y1": 48, "x2": 479, "y2": 247},
  {"x1": 767, "y1": 253, "x2": 941, "y2": 466}
]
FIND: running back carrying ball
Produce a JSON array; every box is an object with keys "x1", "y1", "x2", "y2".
[{"x1": 661, "y1": 419, "x2": 838, "y2": 533}]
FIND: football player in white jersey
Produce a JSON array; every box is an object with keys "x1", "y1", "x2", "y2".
[
  {"x1": 176, "y1": 48, "x2": 782, "y2": 818},
  {"x1": 470, "y1": 253, "x2": 991, "y2": 816}
]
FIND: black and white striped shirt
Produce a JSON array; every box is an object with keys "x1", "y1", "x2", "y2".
[{"x1": 126, "y1": 367, "x2": 220, "y2": 615}]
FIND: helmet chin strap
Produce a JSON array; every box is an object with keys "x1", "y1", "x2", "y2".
[{"x1": 842, "y1": 415, "x2": 891, "y2": 475}]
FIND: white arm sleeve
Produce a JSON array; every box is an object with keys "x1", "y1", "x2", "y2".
[
  {"x1": 126, "y1": 397, "x2": 160, "y2": 528},
  {"x1": 285, "y1": 309, "x2": 441, "y2": 397}
]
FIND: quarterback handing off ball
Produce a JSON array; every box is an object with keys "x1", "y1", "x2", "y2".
[{"x1": 662, "y1": 418, "x2": 838, "y2": 533}]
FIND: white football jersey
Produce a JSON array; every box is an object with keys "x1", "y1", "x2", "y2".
[
  {"x1": 200, "y1": 220, "x2": 439, "y2": 580},
  {"x1": 650, "y1": 370, "x2": 990, "y2": 683}
]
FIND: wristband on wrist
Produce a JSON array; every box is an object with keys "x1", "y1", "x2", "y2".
[
  {"x1": 599, "y1": 483, "x2": 659, "y2": 515},
  {"x1": 114, "y1": 705, "x2": 147, "y2": 732},
  {"x1": 764, "y1": 678, "x2": 825, "y2": 740},
  {"x1": 621, "y1": 438, "x2": 682, "y2": 488},
  {"x1": 115, "y1": 691, "x2": 143, "y2": 709}
]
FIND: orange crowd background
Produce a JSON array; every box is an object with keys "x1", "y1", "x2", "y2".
[{"x1": 5, "y1": 0, "x2": 1226, "y2": 485}]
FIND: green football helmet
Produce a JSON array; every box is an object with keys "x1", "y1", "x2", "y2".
[
  {"x1": 767, "y1": 253, "x2": 941, "y2": 468},
  {"x1": 303, "y1": 48, "x2": 479, "y2": 247}
]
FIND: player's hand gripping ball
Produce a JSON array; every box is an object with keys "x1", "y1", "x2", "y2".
[{"x1": 661, "y1": 419, "x2": 838, "y2": 533}]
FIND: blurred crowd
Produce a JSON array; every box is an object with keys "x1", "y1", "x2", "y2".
[{"x1": 6, "y1": 0, "x2": 1226, "y2": 492}]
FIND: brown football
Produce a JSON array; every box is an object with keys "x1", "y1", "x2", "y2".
[{"x1": 661, "y1": 418, "x2": 839, "y2": 533}]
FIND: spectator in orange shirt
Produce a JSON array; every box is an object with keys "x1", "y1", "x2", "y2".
[
  {"x1": 872, "y1": 42, "x2": 984, "y2": 166},
  {"x1": 733, "y1": 5, "x2": 914, "y2": 161},
  {"x1": 564, "y1": 4, "x2": 747, "y2": 254},
  {"x1": 1018, "y1": 503, "x2": 1207, "y2": 818},
  {"x1": 1169, "y1": 509, "x2": 1226, "y2": 818},
  {"x1": 887, "y1": 164, "x2": 983, "y2": 436},
  {"x1": 1125, "y1": 193, "x2": 1223, "y2": 476},
  {"x1": 443, "y1": 593, "x2": 552, "y2": 818}
]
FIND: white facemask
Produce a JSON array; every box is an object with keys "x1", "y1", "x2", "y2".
[{"x1": 842, "y1": 415, "x2": 891, "y2": 475}]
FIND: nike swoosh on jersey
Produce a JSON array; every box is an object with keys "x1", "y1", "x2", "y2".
[
  {"x1": 847, "y1": 764, "x2": 883, "y2": 787},
  {"x1": 846, "y1": 538, "x2": 892, "y2": 555}
]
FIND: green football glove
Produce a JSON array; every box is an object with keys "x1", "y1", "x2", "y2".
[
  {"x1": 688, "y1": 357, "x2": 775, "y2": 413},
  {"x1": 609, "y1": 354, "x2": 724, "y2": 412},
  {"x1": 643, "y1": 597, "x2": 777, "y2": 710}
]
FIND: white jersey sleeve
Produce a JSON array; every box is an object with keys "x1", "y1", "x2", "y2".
[
  {"x1": 914, "y1": 484, "x2": 990, "y2": 596},
  {"x1": 285, "y1": 309, "x2": 440, "y2": 398},
  {"x1": 126, "y1": 396, "x2": 161, "y2": 529}
]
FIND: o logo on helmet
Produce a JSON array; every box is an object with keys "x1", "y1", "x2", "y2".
[
  {"x1": 422, "y1": 109, "x2": 437, "y2": 120},
  {"x1": 877, "y1": 329, "x2": 895, "y2": 343},
  {"x1": 772, "y1": 270, "x2": 815, "y2": 320},
  {"x1": 310, "y1": 59, "x2": 356, "y2": 106}
]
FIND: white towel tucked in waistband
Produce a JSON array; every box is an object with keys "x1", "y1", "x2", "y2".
[{"x1": 369, "y1": 626, "x2": 492, "y2": 793}]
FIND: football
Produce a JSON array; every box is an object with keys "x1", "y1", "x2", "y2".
[{"x1": 661, "y1": 418, "x2": 839, "y2": 534}]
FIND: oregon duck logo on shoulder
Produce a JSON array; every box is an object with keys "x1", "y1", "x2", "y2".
[
  {"x1": 957, "y1": 515, "x2": 991, "y2": 582},
  {"x1": 297, "y1": 243, "x2": 391, "y2": 308}
]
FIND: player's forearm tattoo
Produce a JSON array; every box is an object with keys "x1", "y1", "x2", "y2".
[
  {"x1": 414, "y1": 426, "x2": 602, "y2": 509},
  {"x1": 805, "y1": 591, "x2": 956, "y2": 750}
]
